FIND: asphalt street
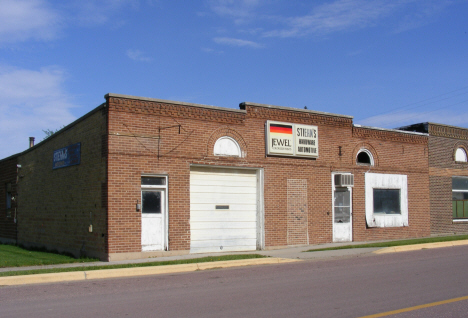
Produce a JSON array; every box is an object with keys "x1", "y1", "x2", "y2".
[{"x1": 2, "y1": 245, "x2": 468, "y2": 318}]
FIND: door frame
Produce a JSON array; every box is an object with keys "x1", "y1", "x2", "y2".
[
  {"x1": 141, "y1": 174, "x2": 168, "y2": 251},
  {"x1": 331, "y1": 172, "x2": 353, "y2": 242}
]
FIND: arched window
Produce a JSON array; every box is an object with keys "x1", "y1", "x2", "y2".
[
  {"x1": 356, "y1": 149, "x2": 374, "y2": 166},
  {"x1": 455, "y1": 147, "x2": 467, "y2": 162},
  {"x1": 214, "y1": 137, "x2": 241, "y2": 157}
]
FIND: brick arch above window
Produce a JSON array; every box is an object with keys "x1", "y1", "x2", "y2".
[
  {"x1": 352, "y1": 143, "x2": 379, "y2": 167},
  {"x1": 206, "y1": 127, "x2": 247, "y2": 158}
]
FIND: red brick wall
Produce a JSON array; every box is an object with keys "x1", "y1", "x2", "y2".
[
  {"x1": 106, "y1": 95, "x2": 431, "y2": 255},
  {"x1": 351, "y1": 127, "x2": 430, "y2": 241},
  {"x1": 0, "y1": 156, "x2": 18, "y2": 243},
  {"x1": 16, "y1": 107, "x2": 108, "y2": 259},
  {"x1": 428, "y1": 133, "x2": 468, "y2": 234}
]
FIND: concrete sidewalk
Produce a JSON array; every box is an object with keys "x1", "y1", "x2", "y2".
[{"x1": 2, "y1": 239, "x2": 468, "y2": 286}]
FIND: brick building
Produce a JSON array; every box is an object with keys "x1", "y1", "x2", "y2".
[
  {"x1": 1, "y1": 94, "x2": 431, "y2": 261},
  {"x1": 399, "y1": 123, "x2": 468, "y2": 235}
]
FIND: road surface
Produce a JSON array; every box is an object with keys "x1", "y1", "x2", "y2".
[{"x1": 2, "y1": 246, "x2": 468, "y2": 317}]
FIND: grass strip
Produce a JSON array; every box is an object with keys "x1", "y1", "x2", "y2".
[
  {"x1": 0, "y1": 244, "x2": 97, "y2": 268},
  {"x1": 0, "y1": 254, "x2": 267, "y2": 277},
  {"x1": 305, "y1": 235, "x2": 468, "y2": 252}
]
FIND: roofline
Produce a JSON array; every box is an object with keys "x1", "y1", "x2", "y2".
[
  {"x1": 426, "y1": 122, "x2": 468, "y2": 131},
  {"x1": 239, "y1": 102, "x2": 353, "y2": 119},
  {"x1": 106, "y1": 93, "x2": 246, "y2": 113},
  {"x1": 353, "y1": 124, "x2": 429, "y2": 136},
  {"x1": 0, "y1": 152, "x2": 20, "y2": 163}
]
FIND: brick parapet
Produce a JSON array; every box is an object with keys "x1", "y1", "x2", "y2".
[{"x1": 428, "y1": 123, "x2": 468, "y2": 140}]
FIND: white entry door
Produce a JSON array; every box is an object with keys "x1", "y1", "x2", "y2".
[
  {"x1": 333, "y1": 187, "x2": 352, "y2": 242},
  {"x1": 141, "y1": 189, "x2": 165, "y2": 251}
]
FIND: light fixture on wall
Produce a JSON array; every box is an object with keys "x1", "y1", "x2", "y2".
[{"x1": 136, "y1": 200, "x2": 141, "y2": 212}]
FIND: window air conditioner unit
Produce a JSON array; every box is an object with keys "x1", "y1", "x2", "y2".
[{"x1": 335, "y1": 174, "x2": 354, "y2": 187}]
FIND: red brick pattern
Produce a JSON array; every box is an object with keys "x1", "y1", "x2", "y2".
[
  {"x1": 287, "y1": 179, "x2": 308, "y2": 245},
  {"x1": 106, "y1": 96, "x2": 430, "y2": 254},
  {"x1": 428, "y1": 131, "x2": 468, "y2": 234}
]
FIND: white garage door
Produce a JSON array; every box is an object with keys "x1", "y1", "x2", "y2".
[{"x1": 190, "y1": 167, "x2": 258, "y2": 253}]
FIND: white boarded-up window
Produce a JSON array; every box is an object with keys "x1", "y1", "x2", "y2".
[
  {"x1": 455, "y1": 148, "x2": 467, "y2": 162},
  {"x1": 214, "y1": 137, "x2": 241, "y2": 157},
  {"x1": 365, "y1": 173, "x2": 408, "y2": 227}
]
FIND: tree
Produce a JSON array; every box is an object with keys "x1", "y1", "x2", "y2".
[{"x1": 42, "y1": 126, "x2": 64, "y2": 140}]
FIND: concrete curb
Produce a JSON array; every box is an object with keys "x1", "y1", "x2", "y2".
[
  {"x1": 0, "y1": 258, "x2": 301, "y2": 286},
  {"x1": 373, "y1": 239, "x2": 468, "y2": 254}
]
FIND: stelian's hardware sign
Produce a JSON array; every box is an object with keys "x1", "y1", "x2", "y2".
[{"x1": 266, "y1": 121, "x2": 318, "y2": 158}]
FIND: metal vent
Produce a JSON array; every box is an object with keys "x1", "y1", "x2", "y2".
[{"x1": 335, "y1": 174, "x2": 354, "y2": 187}]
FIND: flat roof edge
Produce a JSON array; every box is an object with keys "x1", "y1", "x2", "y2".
[
  {"x1": 427, "y1": 122, "x2": 468, "y2": 131},
  {"x1": 240, "y1": 102, "x2": 353, "y2": 119},
  {"x1": 354, "y1": 124, "x2": 429, "y2": 136},
  {"x1": 106, "y1": 93, "x2": 246, "y2": 113}
]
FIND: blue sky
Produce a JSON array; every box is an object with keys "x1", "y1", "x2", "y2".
[{"x1": 1, "y1": 0, "x2": 468, "y2": 159}]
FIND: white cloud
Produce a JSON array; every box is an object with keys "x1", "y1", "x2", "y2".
[
  {"x1": 264, "y1": 0, "x2": 400, "y2": 38},
  {"x1": 0, "y1": 66, "x2": 77, "y2": 158},
  {"x1": 0, "y1": 0, "x2": 61, "y2": 43},
  {"x1": 201, "y1": 47, "x2": 224, "y2": 54},
  {"x1": 213, "y1": 37, "x2": 263, "y2": 48},
  {"x1": 69, "y1": 0, "x2": 140, "y2": 26},
  {"x1": 126, "y1": 49, "x2": 152, "y2": 62},
  {"x1": 393, "y1": 1, "x2": 451, "y2": 34},
  {"x1": 207, "y1": 0, "x2": 263, "y2": 24}
]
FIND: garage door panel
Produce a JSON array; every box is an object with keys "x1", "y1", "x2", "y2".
[
  {"x1": 189, "y1": 211, "x2": 257, "y2": 222},
  {"x1": 190, "y1": 204, "x2": 257, "y2": 211},
  {"x1": 190, "y1": 167, "x2": 258, "y2": 254},
  {"x1": 191, "y1": 185, "x2": 257, "y2": 194},
  {"x1": 190, "y1": 241, "x2": 257, "y2": 253},
  {"x1": 190, "y1": 193, "x2": 257, "y2": 204},
  {"x1": 190, "y1": 238, "x2": 257, "y2": 247},
  {"x1": 191, "y1": 228, "x2": 257, "y2": 241},
  {"x1": 190, "y1": 221, "x2": 257, "y2": 230}
]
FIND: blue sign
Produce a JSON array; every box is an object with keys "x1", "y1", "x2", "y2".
[{"x1": 53, "y1": 143, "x2": 81, "y2": 169}]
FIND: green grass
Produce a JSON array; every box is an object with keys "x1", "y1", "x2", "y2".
[
  {"x1": 305, "y1": 235, "x2": 468, "y2": 252},
  {"x1": 0, "y1": 244, "x2": 97, "y2": 268},
  {"x1": 0, "y1": 254, "x2": 267, "y2": 277}
]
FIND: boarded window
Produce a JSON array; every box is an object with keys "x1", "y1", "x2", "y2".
[{"x1": 455, "y1": 148, "x2": 467, "y2": 162}]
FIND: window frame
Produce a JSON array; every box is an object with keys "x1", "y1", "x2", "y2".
[
  {"x1": 452, "y1": 176, "x2": 468, "y2": 220},
  {"x1": 356, "y1": 149, "x2": 374, "y2": 166},
  {"x1": 373, "y1": 188, "x2": 402, "y2": 215}
]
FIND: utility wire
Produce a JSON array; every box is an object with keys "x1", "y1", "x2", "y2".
[
  {"x1": 383, "y1": 98, "x2": 468, "y2": 128},
  {"x1": 356, "y1": 85, "x2": 468, "y2": 122}
]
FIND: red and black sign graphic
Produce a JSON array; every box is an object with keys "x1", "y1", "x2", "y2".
[{"x1": 269, "y1": 123, "x2": 293, "y2": 135}]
